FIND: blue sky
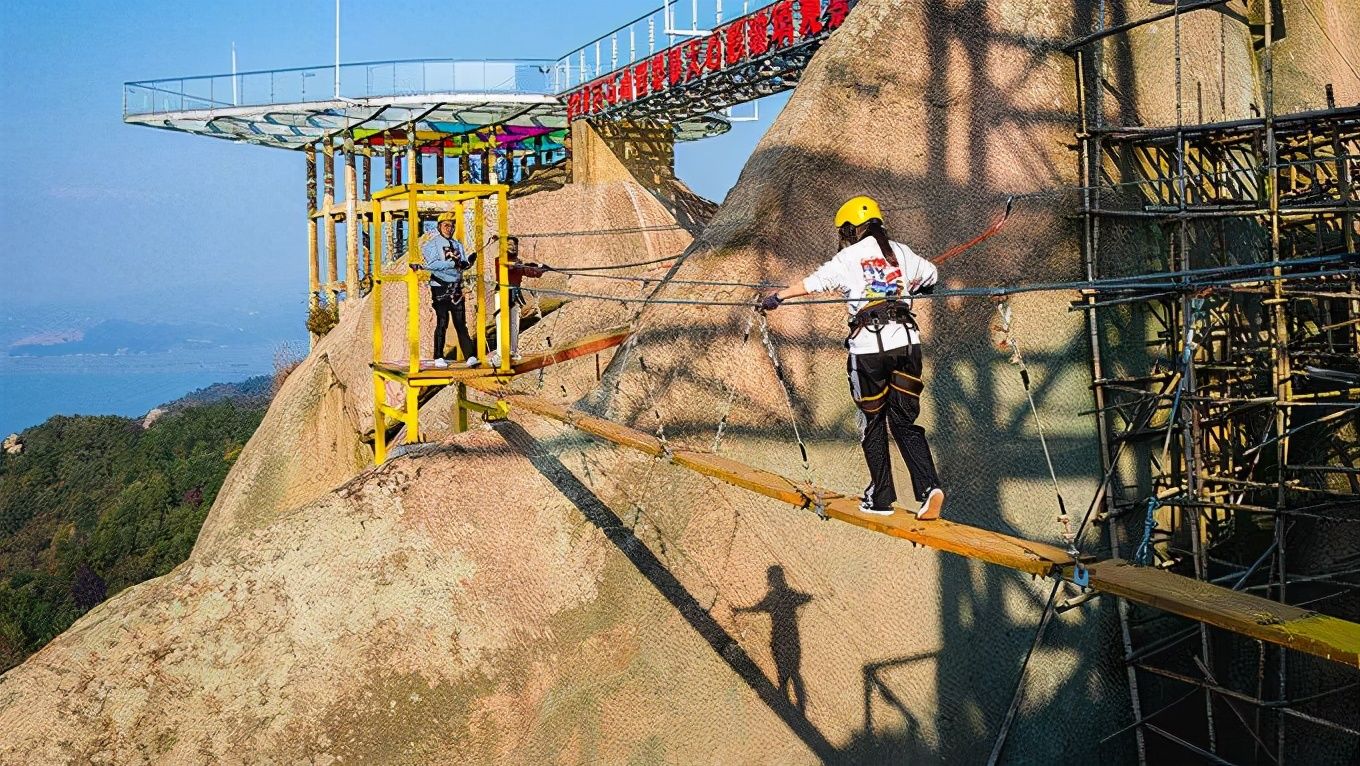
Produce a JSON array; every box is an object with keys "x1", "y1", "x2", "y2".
[{"x1": 0, "y1": 0, "x2": 786, "y2": 334}]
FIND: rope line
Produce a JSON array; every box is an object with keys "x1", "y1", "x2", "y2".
[
  {"x1": 517, "y1": 223, "x2": 689, "y2": 239},
  {"x1": 1135, "y1": 497, "x2": 1165, "y2": 566},
  {"x1": 996, "y1": 300, "x2": 1077, "y2": 563},
  {"x1": 756, "y1": 311, "x2": 825, "y2": 519},
  {"x1": 543, "y1": 253, "x2": 681, "y2": 272},
  {"x1": 712, "y1": 310, "x2": 758, "y2": 452},
  {"x1": 515, "y1": 262, "x2": 1358, "y2": 309},
  {"x1": 552, "y1": 268, "x2": 782, "y2": 289}
]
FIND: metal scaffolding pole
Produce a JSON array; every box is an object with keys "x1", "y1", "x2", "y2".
[{"x1": 1066, "y1": 2, "x2": 1359, "y2": 759}]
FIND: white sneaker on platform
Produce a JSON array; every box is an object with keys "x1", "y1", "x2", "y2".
[
  {"x1": 487, "y1": 352, "x2": 502, "y2": 367},
  {"x1": 511, "y1": 353, "x2": 523, "y2": 363},
  {"x1": 916, "y1": 488, "x2": 945, "y2": 521},
  {"x1": 464, "y1": 356, "x2": 479, "y2": 368},
  {"x1": 431, "y1": 358, "x2": 449, "y2": 369}
]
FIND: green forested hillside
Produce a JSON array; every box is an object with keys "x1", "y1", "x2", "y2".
[{"x1": 0, "y1": 400, "x2": 266, "y2": 671}]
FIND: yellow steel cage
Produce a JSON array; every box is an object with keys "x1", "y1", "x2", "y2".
[{"x1": 369, "y1": 183, "x2": 513, "y2": 464}]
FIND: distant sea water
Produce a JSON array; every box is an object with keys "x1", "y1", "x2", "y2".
[{"x1": 0, "y1": 343, "x2": 284, "y2": 434}]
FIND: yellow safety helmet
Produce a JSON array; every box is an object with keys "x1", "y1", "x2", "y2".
[
  {"x1": 437, "y1": 211, "x2": 457, "y2": 223},
  {"x1": 834, "y1": 196, "x2": 884, "y2": 228}
]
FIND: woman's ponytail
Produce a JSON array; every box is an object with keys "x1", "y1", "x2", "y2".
[{"x1": 864, "y1": 219, "x2": 897, "y2": 266}]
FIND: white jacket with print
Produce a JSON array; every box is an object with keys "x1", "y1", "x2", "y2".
[{"x1": 801, "y1": 236, "x2": 938, "y2": 355}]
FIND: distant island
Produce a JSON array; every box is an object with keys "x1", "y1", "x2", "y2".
[{"x1": 7, "y1": 319, "x2": 252, "y2": 357}]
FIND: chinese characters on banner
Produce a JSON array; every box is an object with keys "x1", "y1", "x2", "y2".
[{"x1": 565, "y1": 0, "x2": 850, "y2": 121}]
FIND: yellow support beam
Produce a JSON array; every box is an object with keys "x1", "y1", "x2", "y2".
[
  {"x1": 482, "y1": 391, "x2": 1360, "y2": 669},
  {"x1": 370, "y1": 322, "x2": 631, "y2": 462},
  {"x1": 474, "y1": 195, "x2": 487, "y2": 364}
]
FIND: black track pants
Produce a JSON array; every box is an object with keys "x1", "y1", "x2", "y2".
[
  {"x1": 432, "y1": 298, "x2": 474, "y2": 360},
  {"x1": 847, "y1": 344, "x2": 940, "y2": 509}
]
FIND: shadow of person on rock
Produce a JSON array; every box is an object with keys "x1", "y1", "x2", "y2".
[{"x1": 735, "y1": 565, "x2": 814, "y2": 713}]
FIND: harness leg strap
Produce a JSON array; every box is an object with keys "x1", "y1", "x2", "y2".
[{"x1": 890, "y1": 370, "x2": 924, "y2": 398}]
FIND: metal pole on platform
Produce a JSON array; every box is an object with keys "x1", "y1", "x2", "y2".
[
  {"x1": 231, "y1": 42, "x2": 238, "y2": 105},
  {"x1": 1262, "y1": 6, "x2": 1290, "y2": 763},
  {"x1": 383, "y1": 143, "x2": 396, "y2": 266},
  {"x1": 333, "y1": 0, "x2": 341, "y2": 98},
  {"x1": 496, "y1": 188, "x2": 510, "y2": 372},
  {"x1": 405, "y1": 123, "x2": 418, "y2": 185},
  {"x1": 474, "y1": 196, "x2": 486, "y2": 364}
]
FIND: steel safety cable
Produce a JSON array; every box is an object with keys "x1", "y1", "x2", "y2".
[
  {"x1": 545, "y1": 250, "x2": 1352, "y2": 293},
  {"x1": 755, "y1": 310, "x2": 825, "y2": 519},
  {"x1": 548, "y1": 269, "x2": 786, "y2": 289},
  {"x1": 712, "y1": 308, "x2": 759, "y2": 453},
  {"x1": 540, "y1": 253, "x2": 680, "y2": 271},
  {"x1": 516, "y1": 263, "x2": 1358, "y2": 309},
  {"x1": 995, "y1": 299, "x2": 1080, "y2": 573},
  {"x1": 516, "y1": 223, "x2": 689, "y2": 240},
  {"x1": 519, "y1": 222, "x2": 1351, "y2": 296},
  {"x1": 596, "y1": 247, "x2": 700, "y2": 444},
  {"x1": 1159, "y1": 297, "x2": 1208, "y2": 468}
]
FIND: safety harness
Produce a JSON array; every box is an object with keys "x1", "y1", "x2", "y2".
[
  {"x1": 847, "y1": 299, "x2": 925, "y2": 413},
  {"x1": 847, "y1": 299, "x2": 920, "y2": 354}
]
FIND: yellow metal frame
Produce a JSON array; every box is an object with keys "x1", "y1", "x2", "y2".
[{"x1": 370, "y1": 183, "x2": 513, "y2": 463}]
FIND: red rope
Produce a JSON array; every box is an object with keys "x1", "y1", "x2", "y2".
[{"x1": 931, "y1": 196, "x2": 1015, "y2": 265}]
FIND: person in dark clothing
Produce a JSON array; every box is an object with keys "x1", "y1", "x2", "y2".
[
  {"x1": 487, "y1": 235, "x2": 547, "y2": 366},
  {"x1": 411, "y1": 211, "x2": 477, "y2": 368}
]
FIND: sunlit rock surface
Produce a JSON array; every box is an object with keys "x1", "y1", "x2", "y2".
[{"x1": 3, "y1": 1, "x2": 1357, "y2": 763}]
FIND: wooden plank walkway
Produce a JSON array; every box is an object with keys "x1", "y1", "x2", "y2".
[{"x1": 481, "y1": 391, "x2": 1360, "y2": 668}]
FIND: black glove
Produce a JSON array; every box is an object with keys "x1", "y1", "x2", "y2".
[{"x1": 758, "y1": 293, "x2": 784, "y2": 312}]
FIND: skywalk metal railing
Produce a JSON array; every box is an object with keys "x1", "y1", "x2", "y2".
[
  {"x1": 123, "y1": 58, "x2": 558, "y2": 116},
  {"x1": 552, "y1": 0, "x2": 771, "y2": 92}
]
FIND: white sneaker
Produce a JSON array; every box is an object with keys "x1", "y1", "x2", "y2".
[
  {"x1": 431, "y1": 358, "x2": 449, "y2": 369},
  {"x1": 916, "y1": 488, "x2": 945, "y2": 521},
  {"x1": 510, "y1": 353, "x2": 523, "y2": 363},
  {"x1": 859, "y1": 498, "x2": 895, "y2": 516},
  {"x1": 464, "y1": 356, "x2": 479, "y2": 368},
  {"x1": 487, "y1": 351, "x2": 502, "y2": 367}
]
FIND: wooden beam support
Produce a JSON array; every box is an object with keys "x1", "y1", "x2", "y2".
[
  {"x1": 344, "y1": 139, "x2": 359, "y2": 302},
  {"x1": 322, "y1": 140, "x2": 338, "y2": 305},
  {"x1": 305, "y1": 144, "x2": 319, "y2": 315}
]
